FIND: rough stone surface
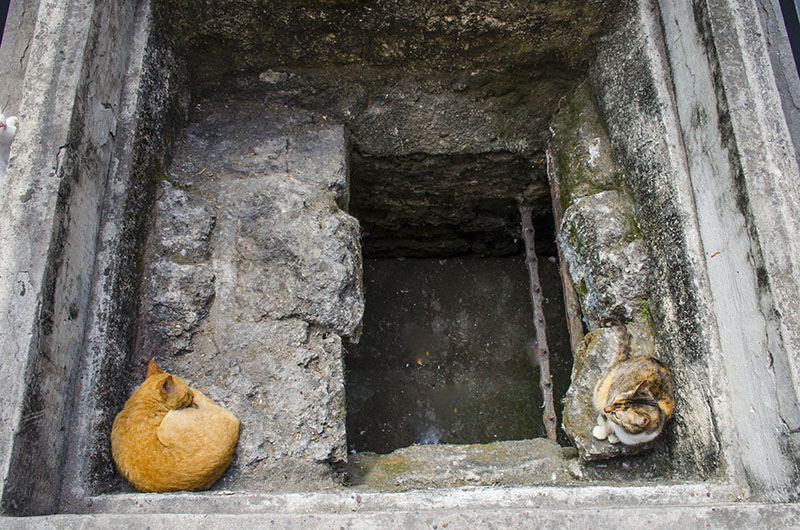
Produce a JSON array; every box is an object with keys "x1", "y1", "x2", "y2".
[
  {"x1": 249, "y1": 67, "x2": 567, "y2": 159},
  {"x1": 132, "y1": 100, "x2": 363, "y2": 491},
  {"x1": 141, "y1": 182, "x2": 217, "y2": 355},
  {"x1": 351, "y1": 151, "x2": 547, "y2": 257},
  {"x1": 558, "y1": 190, "x2": 651, "y2": 327},
  {"x1": 562, "y1": 316, "x2": 659, "y2": 461},
  {"x1": 145, "y1": 1, "x2": 621, "y2": 260},
  {"x1": 157, "y1": 1, "x2": 624, "y2": 87},
  {"x1": 549, "y1": 81, "x2": 621, "y2": 210},
  {"x1": 348, "y1": 439, "x2": 579, "y2": 490},
  {"x1": 550, "y1": 81, "x2": 651, "y2": 329}
]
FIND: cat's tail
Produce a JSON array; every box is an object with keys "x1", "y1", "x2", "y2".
[{"x1": 601, "y1": 318, "x2": 632, "y2": 362}]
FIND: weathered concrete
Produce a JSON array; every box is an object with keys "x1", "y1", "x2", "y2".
[
  {"x1": 6, "y1": 503, "x2": 800, "y2": 530},
  {"x1": 0, "y1": 0, "x2": 37, "y2": 117},
  {"x1": 61, "y1": 0, "x2": 191, "y2": 504},
  {"x1": 652, "y1": 0, "x2": 800, "y2": 498},
  {"x1": 757, "y1": 0, "x2": 800, "y2": 169},
  {"x1": 0, "y1": 0, "x2": 146, "y2": 515},
  {"x1": 0, "y1": 0, "x2": 799, "y2": 524},
  {"x1": 68, "y1": 480, "x2": 737, "y2": 515}
]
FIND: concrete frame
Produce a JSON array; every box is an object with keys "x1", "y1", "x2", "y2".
[{"x1": 0, "y1": 0, "x2": 798, "y2": 525}]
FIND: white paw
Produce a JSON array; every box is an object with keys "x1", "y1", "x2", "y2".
[
  {"x1": 592, "y1": 425, "x2": 608, "y2": 440},
  {"x1": 608, "y1": 433, "x2": 620, "y2": 444}
]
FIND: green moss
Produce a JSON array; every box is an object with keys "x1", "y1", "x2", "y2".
[
  {"x1": 550, "y1": 81, "x2": 621, "y2": 212},
  {"x1": 575, "y1": 278, "x2": 588, "y2": 300},
  {"x1": 170, "y1": 252, "x2": 192, "y2": 265},
  {"x1": 621, "y1": 208, "x2": 644, "y2": 244},
  {"x1": 302, "y1": 0, "x2": 370, "y2": 6}
]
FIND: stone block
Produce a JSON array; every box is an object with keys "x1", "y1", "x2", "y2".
[
  {"x1": 133, "y1": 102, "x2": 363, "y2": 490},
  {"x1": 558, "y1": 190, "x2": 650, "y2": 328},
  {"x1": 562, "y1": 316, "x2": 658, "y2": 460}
]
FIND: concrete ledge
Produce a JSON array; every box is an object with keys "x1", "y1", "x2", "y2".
[
  {"x1": 70, "y1": 482, "x2": 736, "y2": 515},
  {"x1": 7, "y1": 502, "x2": 800, "y2": 529}
]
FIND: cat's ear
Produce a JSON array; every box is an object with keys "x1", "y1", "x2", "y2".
[
  {"x1": 160, "y1": 375, "x2": 176, "y2": 396},
  {"x1": 147, "y1": 360, "x2": 163, "y2": 378},
  {"x1": 633, "y1": 381, "x2": 651, "y2": 397}
]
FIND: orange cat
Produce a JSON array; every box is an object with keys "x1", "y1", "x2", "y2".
[{"x1": 110, "y1": 361, "x2": 240, "y2": 492}]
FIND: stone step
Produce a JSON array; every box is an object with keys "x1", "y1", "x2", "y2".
[{"x1": 8, "y1": 505, "x2": 798, "y2": 530}]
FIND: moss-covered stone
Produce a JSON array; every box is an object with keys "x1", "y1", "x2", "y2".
[
  {"x1": 551, "y1": 81, "x2": 621, "y2": 212},
  {"x1": 348, "y1": 439, "x2": 579, "y2": 490},
  {"x1": 558, "y1": 190, "x2": 651, "y2": 327}
]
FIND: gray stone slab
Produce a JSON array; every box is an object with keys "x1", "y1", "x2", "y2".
[
  {"x1": 349, "y1": 439, "x2": 579, "y2": 490},
  {"x1": 558, "y1": 190, "x2": 650, "y2": 328},
  {"x1": 133, "y1": 102, "x2": 363, "y2": 491}
]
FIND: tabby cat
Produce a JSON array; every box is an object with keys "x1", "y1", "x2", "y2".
[
  {"x1": 111, "y1": 361, "x2": 240, "y2": 492},
  {"x1": 591, "y1": 320, "x2": 674, "y2": 445}
]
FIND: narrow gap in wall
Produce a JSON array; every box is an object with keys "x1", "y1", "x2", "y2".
[
  {"x1": 779, "y1": 0, "x2": 800, "y2": 76},
  {"x1": 0, "y1": 0, "x2": 9, "y2": 47}
]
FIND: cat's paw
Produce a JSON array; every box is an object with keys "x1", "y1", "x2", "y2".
[
  {"x1": 592, "y1": 424, "x2": 608, "y2": 440},
  {"x1": 607, "y1": 433, "x2": 620, "y2": 444},
  {"x1": 592, "y1": 415, "x2": 610, "y2": 440}
]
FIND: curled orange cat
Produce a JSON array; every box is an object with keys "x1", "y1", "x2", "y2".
[{"x1": 111, "y1": 361, "x2": 240, "y2": 492}]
